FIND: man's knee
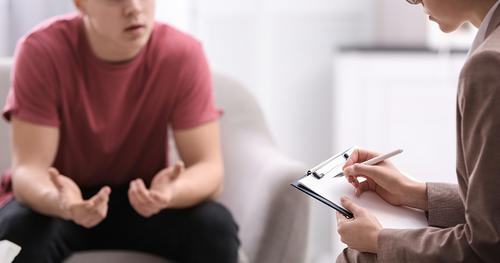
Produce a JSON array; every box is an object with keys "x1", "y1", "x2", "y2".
[
  {"x1": 183, "y1": 201, "x2": 239, "y2": 263},
  {"x1": 187, "y1": 201, "x2": 239, "y2": 240},
  {"x1": 0, "y1": 200, "x2": 51, "y2": 244},
  {"x1": 0, "y1": 200, "x2": 72, "y2": 263}
]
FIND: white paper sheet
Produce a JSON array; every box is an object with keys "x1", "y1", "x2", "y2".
[
  {"x1": 0, "y1": 240, "x2": 21, "y2": 263},
  {"x1": 299, "y1": 173, "x2": 428, "y2": 229}
]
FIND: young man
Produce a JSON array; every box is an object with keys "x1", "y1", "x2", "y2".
[
  {"x1": 335, "y1": 0, "x2": 500, "y2": 262},
  {"x1": 0, "y1": 0, "x2": 239, "y2": 262}
]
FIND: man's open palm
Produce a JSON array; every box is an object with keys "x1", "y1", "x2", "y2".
[
  {"x1": 128, "y1": 161, "x2": 184, "y2": 217},
  {"x1": 49, "y1": 168, "x2": 111, "y2": 228}
]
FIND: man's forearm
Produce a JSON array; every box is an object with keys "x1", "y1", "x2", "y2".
[
  {"x1": 11, "y1": 166, "x2": 63, "y2": 218},
  {"x1": 167, "y1": 161, "x2": 223, "y2": 208}
]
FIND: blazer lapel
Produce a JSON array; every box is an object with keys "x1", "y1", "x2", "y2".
[{"x1": 485, "y1": 5, "x2": 500, "y2": 39}]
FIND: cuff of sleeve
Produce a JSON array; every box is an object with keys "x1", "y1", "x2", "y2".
[
  {"x1": 171, "y1": 108, "x2": 223, "y2": 130},
  {"x1": 426, "y1": 182, "x2": 465, "y2": 228},
  {"x1": 377, "y1": 228, "x2": 405, "y2": 263},
  {"x1": 3, "y1": 108, "x2": 60, "y2": 127}
]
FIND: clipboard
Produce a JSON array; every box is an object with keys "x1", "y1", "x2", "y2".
[
  {"x1": 291, "y1": 146, "x2": 429, "y2": 229},
  {"x1": 291, "y1": 146, "x2": 356, "y2": 219},
  {"x1": 291, "y1": 176, "x2": 354, "y2": 218}
]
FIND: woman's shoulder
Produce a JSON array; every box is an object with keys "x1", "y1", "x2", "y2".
[
  {"x1": 465, "y1": 49, "x2": 500, "y2": 69},
  {"x1": 459, "y1": 46, "x2": 500, "y2": 98},
  {"x1": 462, "y1": 36, "x2": 500, "y2": 80}
]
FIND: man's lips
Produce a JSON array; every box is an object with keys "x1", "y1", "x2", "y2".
[{"x1": 125, "y1": 24, "x2": 145, "y2": 31}]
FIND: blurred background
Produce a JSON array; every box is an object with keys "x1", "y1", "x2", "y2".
[{"x1": 0, "y1": 0, "x2": 476, "y2": 262}]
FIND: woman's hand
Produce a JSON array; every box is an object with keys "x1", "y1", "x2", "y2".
[
  {"x1": 336, "y1": 197, "x2": 382, "y2": 253},
  {"x1": 343, "y1": 148, "x2": 428, "y2": 210}
]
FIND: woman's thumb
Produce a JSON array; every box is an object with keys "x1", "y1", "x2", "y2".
[{"x1": 340, "y1": 196, "x2": 363, "y2": 215}]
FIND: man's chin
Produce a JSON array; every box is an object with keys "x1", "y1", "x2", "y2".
[{"x1": 124, "y1": 32, "x2": 151, "y2": 48}]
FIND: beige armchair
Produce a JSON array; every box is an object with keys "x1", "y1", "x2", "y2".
[{"x1": 0, "y1": 59, "x2": 310, "y2": 263}]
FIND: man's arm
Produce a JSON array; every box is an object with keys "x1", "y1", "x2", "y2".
[
  {"x1": 168, "y1": 120, "x2": 224, "y2": 208},
  {"x1": 10, "y1": 117, "x2": 111, "y2": 227},
  {"x1": 128, "y1": 120, "x2": 224, "y2": 216},
  {"x1": 10, "y1": 117, "x2": 63, "y2": 217}
]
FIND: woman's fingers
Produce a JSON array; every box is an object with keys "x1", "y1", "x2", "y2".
[
  {"x1": 355, "y1": 180, "x2": 372, "y2": 197},
  {"x1": 345, "y1": 163, "x2": 389, "y2": 184},
  {"x1": 336, "y1": 211, "x2": 348, "y2": 225},
  {"x1": 341, "y1": 196, "x2": 364, "y2": 216},
  {"x1": 343, "y1": 149, "x2": 359, "y2": 169},
  {"x1": 347, "y1": 175, "x2": 360, "y2": 187},
  {"x1": 343, "y1": 148, "x2": 381, "y2": 169}
]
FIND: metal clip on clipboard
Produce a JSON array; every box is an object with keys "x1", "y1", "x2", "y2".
[
  {"x1": 307, "y1": 146, "x2": 355, "y2": 179},
  {"x1": 291, "y1": 146, "x2": 357, "y2": 219}
]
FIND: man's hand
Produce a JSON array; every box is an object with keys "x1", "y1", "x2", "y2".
[
  {"x1": 48, "y1": 168, "x2": 111, "y2": 228},
  {"x1": 336, "y1": 197, "x2": 382, "y2": 253},
  {"x1": 343, "y1": 148, "x2": 428, "y2": 210},
  {"x1": 128, "y1": 161, "x2": 185, "y2": 217}
]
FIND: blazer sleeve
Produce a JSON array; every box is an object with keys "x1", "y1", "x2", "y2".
[
  {"x1": 377, "y1": 51, "x2": 500, "y2": 263},
  {"x1": 425, "y1": 182, "x2": 465, "y2": 227}
]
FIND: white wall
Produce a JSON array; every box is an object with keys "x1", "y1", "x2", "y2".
[
  {"x1": 192, "y1": 0, "x2": 375, "y2": 166},
  {"x1": 8, "y1": 0, "x2": 75, "y2": 54},
  {"x1": 188, "y1": 2, "x2": 377, "y2": 261},
  {"x1": 154, "y1": 0, "x2": 191, "y2": 32},
  {"x1": 427, "y1": 22, "x2": 477, "y2": 49},
  {"x1": 0, "y1": 0, "x2": 9, "y2": 56},
  {"x1": 375, "y1": 0, "x2": 427, "y2": 46}
]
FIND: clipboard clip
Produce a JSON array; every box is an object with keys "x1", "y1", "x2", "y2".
[{"x1": 307, "y1": 146, "x2": 355, "y2": 179}]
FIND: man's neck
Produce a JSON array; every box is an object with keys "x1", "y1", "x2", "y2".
[{"x1": 83, "y1": 17, "x2": 142, "y2": 63}]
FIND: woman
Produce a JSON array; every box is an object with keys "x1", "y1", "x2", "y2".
[{"x1": 336, "y1": 0, "x2": 500, "y2": 262}]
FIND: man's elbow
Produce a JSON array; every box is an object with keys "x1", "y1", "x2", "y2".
[
  {"x1": 210, "y1": 163, "x2": 224, "y2": 199},
  {"x1": 10, "y1": 166, "x2": 28, "y2": 204},
  {"x1": 10, "y1": 165, "x2": 51, "y2": 206}
]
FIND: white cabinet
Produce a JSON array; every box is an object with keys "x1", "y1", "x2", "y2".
[{"x1": 330, "y1": 48, "x2": 466, "y2": 256}]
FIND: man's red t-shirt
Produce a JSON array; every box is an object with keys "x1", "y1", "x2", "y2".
[{"x1": 0, "y1": 14, "x2": 221, "y2": 207}]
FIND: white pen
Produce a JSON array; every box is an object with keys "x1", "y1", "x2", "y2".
[{"x1": 334, "y1": 149, "x2": 404, "y2": 177}]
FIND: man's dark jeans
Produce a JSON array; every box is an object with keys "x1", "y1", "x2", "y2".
[{"x1": 0, "y1": 186, "x2": 240, "y2": 263}]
